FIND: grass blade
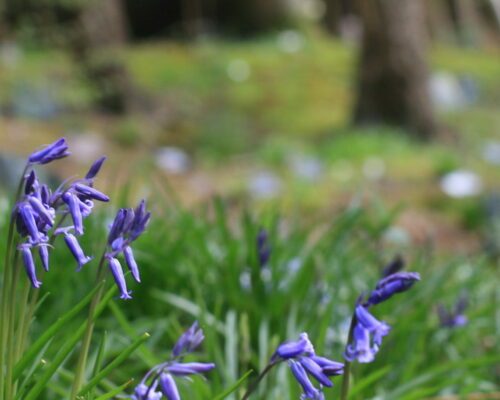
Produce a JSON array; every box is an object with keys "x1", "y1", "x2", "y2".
[
  {"x1": 14, "y1": 283, "x2": 103, "y2": 379},
  {"x1": 78, "y1": 332, "x2": 150, "y2": 397},
  {"x1": 213, "y1": 370, "x2": 253, "y2": 400}
]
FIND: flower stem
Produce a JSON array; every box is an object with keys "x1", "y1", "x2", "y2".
[
  {"x1": 0, "y1": 164, "x2": 28, "y2": 400},
  {"x1": 241, "y1": 360, "x2": 280, "y2": 400},
  {"x1": 340, "y1": 314, "x2": 357, "y2": 400},
  {"x1": 70, "y1": 249, "x2": 108, "y2": 399},
  {"x1": 5, "y1": 250, "x2": 21, "y2": 399}
]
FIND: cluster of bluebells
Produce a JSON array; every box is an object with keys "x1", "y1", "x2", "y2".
[
  {"x1": 437, "y1": 293, "x2": 468, "y2": 328},
  {"x1": 13, "y1": 138, "x2": 109, "y2": 288},
  {"x1": 272, "y1": 333, "x2": 344, "y2": 399},
  {"x1": 104, "y1": 200, "x2": 150, "y2": 299},
  {"x1": 130, "y1": 321, "x2": 215, "y2": 400},
  {"x1": 344, "y1": 271, "x2": 421, "y2": 363}
]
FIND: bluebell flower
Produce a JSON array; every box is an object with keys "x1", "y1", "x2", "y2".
[
  {"x1": 272, "y1": 333, "x2": 344, "y2": 399},
  {"x1": 129, "y1": 321, "x2": 215, "y2": 400},
  {"x1": 18, "y1": 244, "x2": 42, "y2": 288},
  {"x1": 159, "y1": 374, "x2": 179, "y2": 400},
  {"x1": 64, "y1": 233, "x2": 93, "y2": 270},
  {"x1": 290, "y1": 361, "x2": 322, "y2": 399},
  {"x1": 105, "y1": 200, "x2": 150, "y2": 299},
  {"x1": 28, "y1": 138, "x2": 70, "y2": 165},
  {"x1": 132, "y1": 383, "x2": 162, "y2": 400},
  {"x1": 344, "y1": 324, "x2": 378, "y2": 363},
  {"x1": 355, "y1": 305, "x2": 390, "y2": 345},
  {"x1": 273, "y1": 333, "x2": 315, "y2": 360},
  {"x1": 298, "y1": 357, "x2": 333, "y2": 387},
  {"x1": 366, "y1": 272, "x2": 420, "y2": 306},
  {"x1": 172, "y1": 321, "x2": 204, "y2": 358},
  {"x1": 309, "y1": 356, "x2": 344, "y2": 376},
  {"x1": 344, "y1": 270, "x2": 420, "y2": 364},
  {"x1": 108, "y1": 257, "x2": 132, "y2": 300},
  {"x1": 344, "y1": 306, "x2": 390, "y2": 363},
  {"x1": 85, "y1": 155, "x2": 107, "y2": 179}
]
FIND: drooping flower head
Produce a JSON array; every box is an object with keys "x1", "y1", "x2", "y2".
[
  {"x1": 172, "y1": 321, "x2": 205, "y2": 358},
  {"x1": 14, "y1": 139, "x2": 108, "y2": 287},
  {"x1": 272, "y1": 333, "x2": 344, "y2": 399},
  {"x1": 366, "y1": 272, "x2": 420, "y2": 306},
  {"x1": 344, "y1": 269, "x2": 420, "y2": 364},
  {"x1": 129, "y1": 321, "x2": 215, "y2": 400},
  {"x1": 104, "y1": 200, "x2": 151, "y2": 299},
  {"x1": 28, "y1": 138, "x2": 70, "y2": 165}
]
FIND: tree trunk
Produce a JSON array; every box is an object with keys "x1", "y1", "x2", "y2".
[{"x1": 353, "y1": 0, "x2": 438, "y2": 139}]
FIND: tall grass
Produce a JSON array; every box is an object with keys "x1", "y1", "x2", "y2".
[{"x1": 5, "y1": 192, "x2": 496, "y2": 398}]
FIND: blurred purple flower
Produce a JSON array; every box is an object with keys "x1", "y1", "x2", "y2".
[
  {"x1": 129, "y1": 321, "x2": 214, "y2": 400},
  {"x1": 381, "y1": 255, "x2": 405, "y2": 278},
  {"x1": 438, "y1": 293, "x2": 468, "y2": 328},
  {"x1": 256, "y1": 228, "x2": 271, "y2": 267}
]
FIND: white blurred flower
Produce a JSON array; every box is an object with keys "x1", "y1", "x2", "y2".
[
  {"x1": 69, "y1": 132, "x2": 106, "y2": 163},
  {"x1": 482, "y1": 140, "x2": 500, "y2": 165},
  {"x1": 363, "y1": 157, "x2": 386, "y2": 181},
  {"x1": 155, "y1": 147, "x2": 190, "y2": 174},
  {"x1": 277, "y1": 30, "x2": 305, "y2": 53},
  {"x1": 288, "y1": 154, "x2": 323, "y2": 181},
  {"x1": 248, "y1": 171, "x2": 281, "y2": 199},
  {"x1": 440, "y1": 169, "x2": 483, "y2": 198},
  {"x1": 227, "y1": 59, "x2": 251, "y2": 82}
]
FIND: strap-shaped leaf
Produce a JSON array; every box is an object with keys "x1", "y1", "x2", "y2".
[
  {"x1": 14, "y1": 283, "x2": 103, "y2": 379},
  {"x1": 78, "y1": 332, "x2": 150, "y2": 397},
  {"x1": 23, "y1": 286, "x2": 116, "y2": 400},
  {"x1": 213, "y1": 370, "x2": 253, "y2": 400},
  {"x1": 93, "y1": 379, "x2": 134, "y2": 400}
]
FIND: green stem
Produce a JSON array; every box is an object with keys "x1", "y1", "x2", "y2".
[
  {"x1": 70, "y1": 249, "x2": 108, "y2": 399},
  {"x1": 0, "y1": 164, "x2": 28, "y2": 400},
  {"x1": 5, "y1": 250, "x2": 21, "y2": 399},
  {"x1": 0, "y1": 220, "x2": 15, "y2": 400},
  {"x1": 241, "y1": 360, "x2": 279, "y2": 400},
  {"x1": 14, "y1": 277, "x2": 31, "y2": 362},
  {"x1": 340, "y1": 314, "x2": 357, "y2": 400}
]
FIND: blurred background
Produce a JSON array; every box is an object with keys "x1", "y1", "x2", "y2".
[
  {"x1": 1, "y1": 0, "x2": 500, "y2": 255},
  {"x1": 1, "y1": 2, "x2": 500, "y2": 398}
]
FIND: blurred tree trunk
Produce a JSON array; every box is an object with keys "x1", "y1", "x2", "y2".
[
  {"x1": 425, "y1": 0, "x2": 455, "y2": 42},
  {"x1": 446, "y1": 0, "x2": 484, "y2": 45},
  {"x1": 215, "y1": 0, "x2": 290, "y2": 36},
  {"x1": 322, "y1": 0, "x2": 358, "y2": 35},
  {"x1": 69, "y1": 0, "x2": 138, "y2": 114},
  {"x1": 353, "y1": 0, "x2": 438, "y2": 139},
  {"x1": 182, "y1": 0, "x2": 202, "y2": 38}
]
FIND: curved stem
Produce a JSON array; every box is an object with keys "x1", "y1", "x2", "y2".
[
  {"x1": 5, "y1": 250, "x2": 20, "y2": 399},
  {"x1": 0, "y1": 164, "x2": 28, "y2": 400},
  {"x1": 241, "y1": 360, "x2": 280, "y2": 400},
  {"x1": 70, "y1": 248, "x2": 108, "y2": 399},
  {"x1": 340, "y1": 314, "x2": 357, "y2": 400}
]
